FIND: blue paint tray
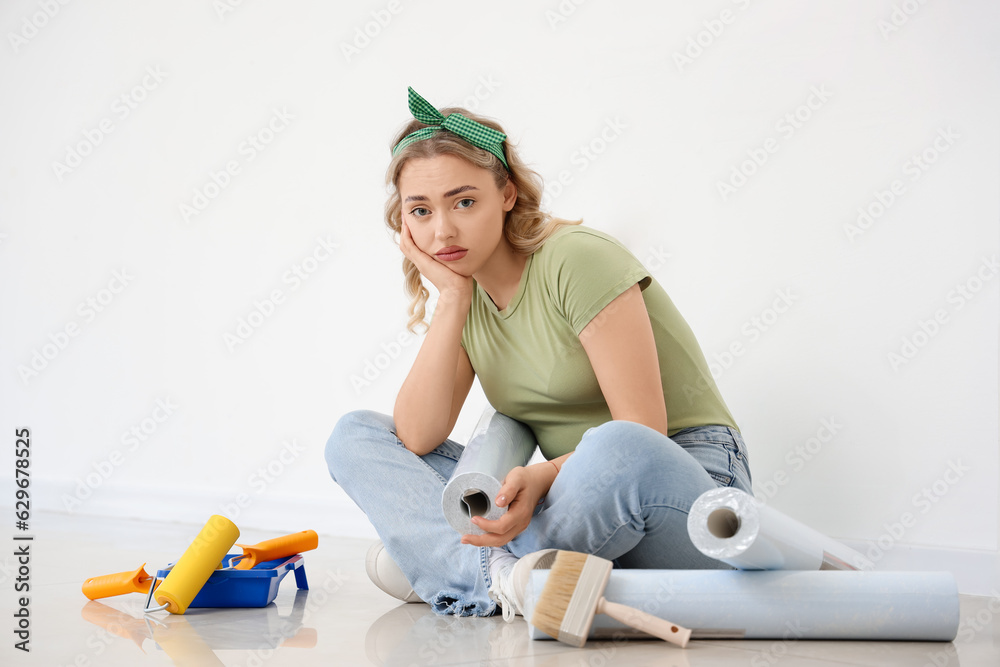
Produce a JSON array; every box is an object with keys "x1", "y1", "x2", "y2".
[{"x1": 156, "y1": 553, "x2": 308, "y2": 608}]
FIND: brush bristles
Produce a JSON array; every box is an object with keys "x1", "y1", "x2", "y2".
[{"x1": 531, "y1": 551, "x2": 610, "y2": 647}]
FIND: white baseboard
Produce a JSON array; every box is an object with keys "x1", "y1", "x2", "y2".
[
  {"x1": 27, "y1": 477, "x2": 378, "y2": 541},
  {"x1": 20, "y1": 478, "x2": 998, "y2": 596},
  {"x1": 841, "y1": 539, "x2": 999, "y2": 597}
]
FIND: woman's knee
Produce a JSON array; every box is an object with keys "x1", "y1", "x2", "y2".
[
  {"x1": 568, "y1": 420, "x2": 714, "y2": 502},
  {"x1": 574, "y1": 420, "x2": 684, "y2": 469},
  {"x1": 324, "y1": 409, "x2": 396, "y2": 480}
]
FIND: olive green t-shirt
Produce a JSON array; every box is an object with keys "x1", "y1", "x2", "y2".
[{"x1": 460, "y1": 224, "x2": 739, "y2": 460}]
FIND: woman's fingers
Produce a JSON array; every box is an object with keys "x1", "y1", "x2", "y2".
[
  {"x1": 461, "y1": 515, "x2": 523, "y2": 547},
  {"x1": 461, "y1": 481, "x2": 534, "y2": 547},
  {"x1": 472, "y1": 506, "x2": 520, "y2": 535},
  {"x1": 398, "y1": 219, "x2": 424, "y2": 269},
  {"x1": 495, "y1": 467, "x2": 527, "y2": 508},
  {"x1": 462, "y1": 532, "x2": 516, "y2": 548},
  {"x1": 461, "y1": 531, "x2": 507, "y2": 548},
  {"x1": 399, "y1": 219, "x2": 428, "y2": 270}
]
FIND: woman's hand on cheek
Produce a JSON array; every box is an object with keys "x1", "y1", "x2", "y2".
[
  {"x1": 460, "y1": 466, "x2": 542, "y2": 548},
  {"x1": 399, "y1": 218, "x2": 473, "y2": 301}
]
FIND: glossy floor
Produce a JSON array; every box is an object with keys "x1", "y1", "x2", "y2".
[{"x1": 2, "y1": 511, "x2": 996, "y2": 666}]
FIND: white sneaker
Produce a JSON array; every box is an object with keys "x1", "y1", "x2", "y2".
[
  {"x1": 488, "y1": 549, "x2": 558, "y2": 621},
  {"x1": 365, "y1": 541, "x2": 423, "y2": 603}
]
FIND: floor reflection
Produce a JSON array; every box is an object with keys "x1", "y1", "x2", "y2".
[
  {"x1": 80, "y1": 588, "x2": 315, "y2": 665},
  {"x1": 362, "y1": 602, "x2": 695, "y2": 667},
  {"x1": 365, "y1": 603, "x2": 519, "y2": 666}
]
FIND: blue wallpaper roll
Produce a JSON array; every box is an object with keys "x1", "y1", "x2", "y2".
[
  {"x1": 524, "y1": 569, "x2": 959, "y2": 641},
  {"x1": 441, "y1": 407, "x2": 537, "y2": 535},
  {"x1": 687, "y1": 487, "x2": 874, "y2": 571}
]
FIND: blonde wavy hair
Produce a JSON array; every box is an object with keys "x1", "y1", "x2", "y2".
[{"x1": 385, "y1": 104, "x2": 581, "y2": 333}]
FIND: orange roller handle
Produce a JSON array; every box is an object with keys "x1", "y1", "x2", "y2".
[
  {"x1": 82, "y1": 563, "x2": 153, "y2": 600},
  {"x1": 234, "y1": 530, "x2": 318, "y2": 570}
]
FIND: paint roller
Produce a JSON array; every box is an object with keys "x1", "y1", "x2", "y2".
[
  {"x1": 144, "y1": 514, "x2": 240, "y2": 614},
  {"x1": 83, "y1": 525, "x2": 317, "y2": 608}
]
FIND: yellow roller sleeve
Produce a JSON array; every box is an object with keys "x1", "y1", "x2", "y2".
[{"x1": 154, "y1": 515, "x2": 239, "y2": 614}]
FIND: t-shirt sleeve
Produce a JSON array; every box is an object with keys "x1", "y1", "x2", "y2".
[{"x1": 547, "y1": 230, "x2": 652, "y2": 336}]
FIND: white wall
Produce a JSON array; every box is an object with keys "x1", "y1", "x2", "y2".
[{"x1": 1, "y1": 0, "x2": 996, "y2": 594}]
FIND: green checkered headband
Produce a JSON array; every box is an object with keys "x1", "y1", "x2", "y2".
[{"x1": 392, "y1": 87, "x2": 509, "y2": 169}]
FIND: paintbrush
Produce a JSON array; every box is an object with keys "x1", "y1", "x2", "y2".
[{"x1": 530, "y1": 550, "x2": 691, "y2": 648}]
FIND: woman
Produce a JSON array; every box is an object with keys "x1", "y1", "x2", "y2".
[{"x1": 325, "y1": 87, "x2": 753, "y2": 619}]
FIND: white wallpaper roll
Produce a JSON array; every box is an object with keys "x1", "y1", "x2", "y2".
[
  {"x1": 687, "y1": 487, "x2": 874, "y2": 571},
  {"x1": 524, "y1": 569, "x2": 959, "y2": 641},
  {"x1": 441, "y1": 407, "x2": 537, "y2": 535}
]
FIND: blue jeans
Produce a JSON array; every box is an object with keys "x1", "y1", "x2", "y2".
[{"x1": 325, "y1": 410, "x2": 753, "y2": 617}]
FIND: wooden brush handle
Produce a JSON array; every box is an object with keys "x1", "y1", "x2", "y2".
[{"x1": 596, "y1": 598, "x2": 691, "y2": 648}]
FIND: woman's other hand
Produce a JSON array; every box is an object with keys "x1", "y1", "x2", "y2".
[{"x1": 460, "y1": 463, "x2": 554, "y2": 548}]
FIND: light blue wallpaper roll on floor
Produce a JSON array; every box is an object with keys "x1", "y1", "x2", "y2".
[{"x1": 524, "y1": 569, "x2": 959, "y2": 641}]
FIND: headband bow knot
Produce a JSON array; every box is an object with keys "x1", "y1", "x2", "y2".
[{"x1": 392, "y1": 87, "x2": 509, "y2": 168}]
